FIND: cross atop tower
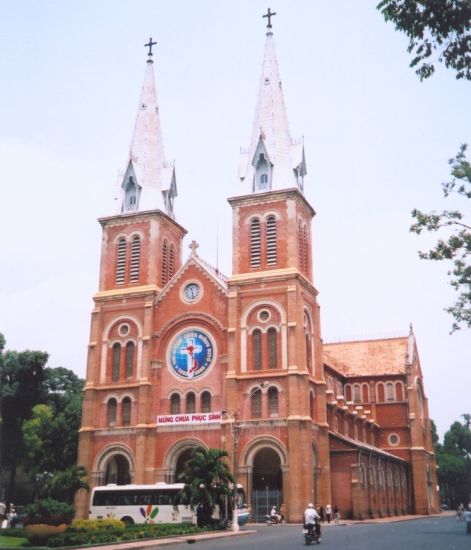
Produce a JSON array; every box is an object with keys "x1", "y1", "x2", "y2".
[
  {"x1": 189, "y1": 240, "x2": 199, "y2": 256},
  {"x1": 262, "y1": 8, "x2": 276, "y2": 30},
  {"x1": 145, "y1": 37, "x2": 157, "y2": 59}
]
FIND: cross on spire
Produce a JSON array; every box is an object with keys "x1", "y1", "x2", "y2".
[
  {"x1": 262, "y1": 8, "x2": 276, "y2": 29},
  {"x1": 145, "y1": 37, "x2": 157, "y2": 58},
  {"x1": 189, "y1": 240, "x2": 199, "y2": 255}
]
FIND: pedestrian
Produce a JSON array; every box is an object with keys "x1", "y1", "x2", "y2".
[
  {"x1": 333, "y1": 505, "x2": 340, "y2": 524},
  {"x1": 0, "y1": 502, "x2": 5, "y2": 520},
  {"x1": 319, "y1": 505, "x2": 325, "y2": 523},
  {"x1": 325, "y1": 503, "x2": 332, "y2": 524}
]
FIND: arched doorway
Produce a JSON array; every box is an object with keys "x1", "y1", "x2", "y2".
[
  {"x1": 175, "y1": 448, "x2": 195, "y2": 482},
  {"x1": 252, "y1": 447, "x2": 283, "y2": 522},
  {"x1": 104, "y1": 454, "x2": 131, "y2": 485}
]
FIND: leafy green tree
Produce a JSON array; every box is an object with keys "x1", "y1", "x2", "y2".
[
  {"x1": 178, "y1": 447, "x2": 234, "y2": 526},
  {"x1": 410, "y1": 144, "x2": 471, "y2": 331},
  {"x1": 377, "y1": 0, "x2": 471, "y2": 81},
  {"x1": 43, "y1": 466, "x2": 89, "y2": 505},
  {"x1": 0, "y1": 335, "x2": 48, "y2": 502}
]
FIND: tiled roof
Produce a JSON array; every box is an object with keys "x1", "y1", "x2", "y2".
[
  {"x1": 329, "y1": 432, "x2": 405, "y2": 462},
  {"x1": 324, "y1": 337, "x2": 409, "y2": 377}
]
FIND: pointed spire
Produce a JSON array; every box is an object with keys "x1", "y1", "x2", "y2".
[
  {"x1": 118, "y1": 39, "x2": 177, "y2": 219},
  {"x1": 239, "y1": 13, "x2": 306, "y2": 194}
]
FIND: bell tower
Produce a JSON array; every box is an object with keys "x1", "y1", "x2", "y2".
[{"x1": 225, "y1": 13, "x2": 331, "y2": 521}]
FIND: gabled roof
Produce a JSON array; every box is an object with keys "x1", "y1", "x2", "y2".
[
  {"x1": 155, "y1": 248, "x2": 228, "y2": 305},
  {"x1": 329, "y1": 431, "x2": 405, "y2": 462},
  {"x1": 324, "y1": 337, "x2": 409, "y2": 377}
]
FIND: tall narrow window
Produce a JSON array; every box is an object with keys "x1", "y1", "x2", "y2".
[
  {"x1": 170, "y1": 393, "x2": 180, "y2": 415},
  {"x1": 268, "y1": 328, "x2": 277, "y2": 369},
  {"x1": 345, "y1": 384, "x2": 352, "y2": 402},
  {"x1": 122, "y1": 397, "x2": 131, "y2": 426},
  {"x1": 386, "y1": 382, "x2": 394, "y2": 401},
  {"x1": 353, "y1": 384, "x2": 361, "y2": 403},
  {"x1": 161, "y1": 240, "x2": 168, "y2": 286},
  {"x1": 252, "y1": 329, "x2": 262, "y2": 370},
  {"x1": 107, "y1": 398, "x2": 117, "y2": 427},
  {"x1": 362, "y1": 384, "x2": 370, "y2": 403},
  {"x1": 201, "y1": 391, "x2": 211, "y2": 413},
  {"x1": 305, "y1": 333, "x2": 312, "y2": 372},
  {"x1": 116, "y1": 238, "x2": 126, "y2": 285},
  {"x1": 186, "y1": 392, "x2": 196, "y2": 414},
  {"x1": 250, "y1": 219, "x2": 261, "y2": 268},
  {"x1": 377, "y1": 383, "x2": 385, "y2": 402},
  {"x1": 251, "y1": 389, "x2": 262, "y2": 418},
  {"x1": 130, "y1": 235, "x2": 140, "y2": 282},
  {"x1": 268, "y1": 387, "x2": 279, "y2": 416},
  {"x1": 395, "y1": 382, "x2": 404, "y2": 401},
  {"x1": 112, "y1": 343, "x2": 121, "y2": 381},
  {"x1": 310, "y1": 392, "x2": 315, "y2": 419},
  {"x1": 266, "y1": 216, "x2": 277, "y2": 265},
  {"x1": 169, "y1": 245, "x2": 175, "y2": 279},
  {"x1": 125, "y1": 342, "x2": 134, "y2": 378}
]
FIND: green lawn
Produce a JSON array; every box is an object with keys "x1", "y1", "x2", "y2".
[{"x1": 0, "y1": 534, "x2": 28, "y2": 547}]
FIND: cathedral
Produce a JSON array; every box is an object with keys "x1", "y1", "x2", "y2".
[{"x1": 77, "y1": 17, "x2": 439, "y2": 521}]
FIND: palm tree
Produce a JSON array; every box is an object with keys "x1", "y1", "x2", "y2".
[{"x1": 178, "y1": 447, "x2": 234, "y2": 526}]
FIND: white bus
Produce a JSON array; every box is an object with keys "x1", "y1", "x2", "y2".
[{"x1": 89, "y1": 482, "x2": 249, "y2": 526}]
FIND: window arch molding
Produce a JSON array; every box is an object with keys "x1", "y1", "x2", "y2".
[
  {"x1": 102, "y1": 316, "x2": 143, "y2": 383},
  {"x1": 104, "y1": 316, "x2": 143, "y2": 340}
]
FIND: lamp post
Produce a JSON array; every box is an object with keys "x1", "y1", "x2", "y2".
[{"x1": 223, "y1": 381, "x2": 269, "y2": 532}]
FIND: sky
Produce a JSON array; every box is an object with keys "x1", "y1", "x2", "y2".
[{"x1": 0, "y1": 1, "x2": 469, "y2": 439}]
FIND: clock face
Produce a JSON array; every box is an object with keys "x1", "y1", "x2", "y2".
[{"x1": 183, "y1": 283, "x2": 200, "y2": 302}]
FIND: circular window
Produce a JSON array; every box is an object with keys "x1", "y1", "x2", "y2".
[
  {"x1": 119, "y1": 324, "x2": 130, "y2": 336},
  {"x1": 258, "y1": 310, "x2": 270, "y2": 322},
  {"x1": 167, "y1": 328, "x2": 216, "y2": 380},
  {"x1": 388, "y1": 433, "x2": 400, "y2": 446}
]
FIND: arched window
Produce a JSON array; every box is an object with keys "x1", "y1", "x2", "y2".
[
  {"x1": 266, "y1": 216, "x2": 277, "y2": 266},
  {"x1": 345, "y1": 385, "x2": 352, "y2": 402},
  {"x1": 353, "y1": 384, "x2": 361, "y2": 403},
  {"x1": 169, "y1": 245, "x2": 175, "y2": 279},
  {"x1": 251, "y1": 389, "x2": 262, "y2": 418},
  {"x1": 130, "y1": 235, "x2": 141, "y2": 283},
  {"x1": 124, "y1": 176, "x2": 138, "y2": 211},
  {"x1": 268, "y1": 387, "x2": 279, "y2": 416},
  {"x1": 386, "y1": 382, "x2": 394, "y2": 401},
  {"x1": 395, "y1": 382, "x2": 404, "y2": 401},
  {"x1": 334, "y1": 415, "x2": 339, "y2": 432},
  {"x1": 305, "y1": 333, "x2": 312, "y2": 372},
  {"x1": 362, "y1": 384, "x2": 370, "y2": 403},
  {"x1": 255, "y1": 153, "x2": 269, "y2": 190},
  {"x1": 310, "y1": 392, "x2": 315, "y2": 419},
  {"x1": 268, "y1": 328, "x2": 277, "y2": 369},
  {"x1": 112, "y1": 343, "x2": 121, "y2": 381},
  {"x1": 377, "y1": 383, "x2": 385, "y2": 402},
  {"x1": 170, "y1": 393, "x2": 180, "y2": 415},
  {"x1": 250, "y1": 219, "x2": 261, "y2": 268},
  {"x1": 252, "y1": 329, "x2": 262, "y2": 370},
  {"x1": 201, "y1": 391, "x2": 211, "y2": 413},
  {"x1": 107, "y1": 398, "x2": 117, "y2": 427},
  {"x1": 125, "y1": 342, "x2": 134, "y2": 378},
  {"x1": 186, "y1": 392, "x2": 196, "y2": 414},
  {"x1": 161, "y1": 240, "x2": 168, "y2": 286},
  {"x1": 122, "y1": 397, "x2": 131, "y2": 426},
  {"x1": 116, "y1": 238, "x2": 126, "y2": 285}
]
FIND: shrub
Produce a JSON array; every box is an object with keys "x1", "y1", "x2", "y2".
[
  {"x1": 23, "y1": 499, "x2": 74, "y2": 526},
  {"x1": 69, "y1": 518, "x2": 125, "y2": 532}
]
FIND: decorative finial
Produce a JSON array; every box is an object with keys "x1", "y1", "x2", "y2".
[
  {"x1": 189, "y1": 240, "x2": 199, "y2": 256},
  {"x1": 409, "y1": 323, "x2": 413, "y2": 335},
  {"x1": 262, "y1": 8, "x2": 277, "y2": 30},
  {"x1": 145, "y1": 37, "x2": 157, "y2": 61}
]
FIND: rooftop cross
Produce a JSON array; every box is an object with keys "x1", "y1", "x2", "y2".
[
  {"x1": 145, "y1": 37, "x2": 157, "y2": 58},
  {"x1": 189, "y1": 240, "x2": 199, "y2": 255},
  {"x1": 262, "y1": 8, "x2": 277, "y2": 29}
]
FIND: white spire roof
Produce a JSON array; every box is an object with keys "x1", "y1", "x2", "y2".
[
  {"x1": 117, "y1": 48, "x2": 177, "y2": 219},
  {"x1": 239, "y1": 29, "x2": 306, "y2": 194}
]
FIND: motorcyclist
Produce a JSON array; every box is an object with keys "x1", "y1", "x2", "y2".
[
  {"x1": 270, "y1": 505, "x2": 281, "y2": 523},
  {"x1": 303, "y1": 503, "x2": 321, "y2": 538}
]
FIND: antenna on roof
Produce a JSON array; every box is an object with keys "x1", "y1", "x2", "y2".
[{"x1": 215, "y1": 218, "x2": 219, "y2": 275}]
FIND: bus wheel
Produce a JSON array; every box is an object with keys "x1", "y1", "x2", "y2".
[{"x1": 121, "y1": 516, "x2": 134, "y2": 525}]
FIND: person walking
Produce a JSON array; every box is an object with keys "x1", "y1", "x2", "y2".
[
  {"x1": 333, "y1": 505, "x2": 340, "y2": 524},
  {"x1": 325, "y1": 503, "x2": 332, "y2": 524},
  {"x1": 319, "y1": 505, "x2": 325, "y2": 523}
]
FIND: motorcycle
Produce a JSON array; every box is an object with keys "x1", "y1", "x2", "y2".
[
  {"x1": 303, "y1": 520, "x2": 321, "y2": 545},
  {"x1": 266, "y1": 514, "x2": 283, "y2": 525}
]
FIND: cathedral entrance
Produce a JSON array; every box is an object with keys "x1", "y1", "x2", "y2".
[
  {"x1": 251, "y1": 447, "x2": 283, "y2": 522},
  {"x1": 174, "y1": 448, "x2": 194, "y2": 482},
  {"x1": 104, "y1": 454, "x2": 131, "y2": 485}
]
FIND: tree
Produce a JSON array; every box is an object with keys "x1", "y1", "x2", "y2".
[
  {"x1": 0, "y1": 336, "x2": 48, "y2": 502},
  {"x1": 410, "y1": 144, "x2": 471, "y2": 331},
  {"x1": 377, "y1": 0, "x2": 471, "y2": 81},
  {"x1": 434, "y1": 414, "x2": 471, "y2": 506},
  {"x1": 178, "y1": 447, "x2": 234, "y2": 526}
]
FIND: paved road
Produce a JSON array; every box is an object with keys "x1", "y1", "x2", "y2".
[{"x1": 169, "y1": 516, "x2": 470, "y2": 550}]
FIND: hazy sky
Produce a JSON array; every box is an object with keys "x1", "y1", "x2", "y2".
[{"x1": 1, "y1": 1, "x2": 469, "y2": 438}]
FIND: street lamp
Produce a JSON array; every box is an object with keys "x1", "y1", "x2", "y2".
[{"x1": 222, "y1": 381, "x2": 269, "y2": 532}]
